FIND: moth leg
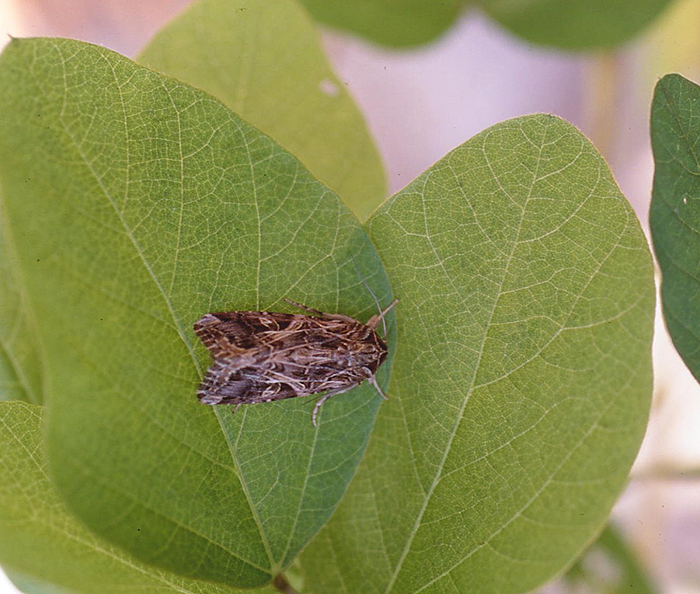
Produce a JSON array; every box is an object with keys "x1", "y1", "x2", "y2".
[
  {"x1": 311, "y1": 386, "x2": 351, "y2": 427},
  {"x1": 229, "y1": 403, "x2": 242, "y2": 415},
  {"x1": 368, "y1": 375, "x2": 388, "y2": 400}
]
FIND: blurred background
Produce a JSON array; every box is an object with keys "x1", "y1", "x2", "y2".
[{"x1": 1, "y1": 0, "x2": 699, "y2": 592}]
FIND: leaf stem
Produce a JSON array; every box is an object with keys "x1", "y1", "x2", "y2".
[
  {"x1": 585, "y1": 51, "x2": 619, "y2": 161},
  {"x1": 273, "y1": 574, "x2": 300, "y2": 594}
]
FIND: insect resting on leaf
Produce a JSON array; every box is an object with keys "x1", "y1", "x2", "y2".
[{"x1": 193, "y1": 286, "x2": 398, "y2": 427}]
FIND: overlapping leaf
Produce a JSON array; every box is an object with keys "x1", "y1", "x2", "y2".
[
  {"x1": 0, "y1": 38, "x2": 394, "y2": 587},
  {"x1": 298, "y1": 0, "x2": 464, "y2": 48},
  {"x1": 299, "y1": 115, "x2": 655, "y2": 593},
  {"x1": 480, "y1": 0, "x2": 675, "y2": 50},
  {"x1": 298, "y1": 0, "x2": 674, "y2": 50},
  {"x1": 139, "y1": 0, "x2": 385, "y2": 220},
  {"x1": 650, "y1": 73, "x2": 700, "y2": 385},
  {"x1": 0, "y1": 401, "x2": 280, "y2": 594}
]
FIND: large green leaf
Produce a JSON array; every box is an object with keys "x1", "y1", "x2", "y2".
[
  {"x1": 0, "y1": 401, "x2": 280, "y2": 594},
  {"x1": 650, "y1": 74, "x2": 700, "y2": 385},
  {"x1": 480, "y1": 0, "x2": 675, "y2": 50},
  {"x1": 299, "y1": 115, "x2": 655, "y2": 593},
  {"x1": 0, "y1": 38, "x2": 394, "y2": 588},
  {"x1": 139, "y1": 0, "x2": 385, "y2": 220},
  {"x1": 298, "y1": 0, "x2": 465, "y2": 48}
]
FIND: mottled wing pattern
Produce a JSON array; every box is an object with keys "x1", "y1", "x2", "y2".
[
  {"x1": 194, "y1": 312, "x2": 296, "y2": 404},
  {"x1": 193, "y1": 310, "x2": 388, "y2": 406}
]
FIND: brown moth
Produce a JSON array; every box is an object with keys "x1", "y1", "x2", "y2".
[{"x1": 194, "y1": 297, "x2": 398, "y2": 426}]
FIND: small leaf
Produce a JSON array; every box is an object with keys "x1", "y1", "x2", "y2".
[
  {"x1": 562, "y1": 525, "x2": 658, "y2": 594},
  {"x1": 139, "y1": 0, "x2": 385, "y2": 220},
  {"x1": 480, "y1": 0, "x2": 675, "y2": 50},
  {"x1": 0, "y1": 401, "x2": 282, "y2": 594},
  {"x1": 650, "y1": 73, "x2": 700, "y2": 385},
  {"x1": 0, "y1": 38, "x2": 394, "y2": 587},
  {"x1": 300, "y1": 115, "x2": 655, "y2": 593},
  {"x1": 298, "y1": 0, "x2": 465, "y2": 48}
]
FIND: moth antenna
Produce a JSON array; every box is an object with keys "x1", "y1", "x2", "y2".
[
  {"x1": 352, "y1": 257, "x2": 388, "y2": 336},
  {"x1": 284, "y1": 298, "x2": 323, "y2": 317},
  {"x1": 366, "y1": 298, "x2": 399, "y2": 334}
]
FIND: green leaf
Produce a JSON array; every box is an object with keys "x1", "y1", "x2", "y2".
[
  {"x1": 139, "y1": 0, "x2": 385, "y2": 221},
  {"x1": 299, "y1": 115, "x2": 655, "y2": 593},
  {"x1": 0, "y1": 401, "x2": 282, "y2": 594},
  {"x1": 562, "y1": 525, "x2": 657, "y2": 594},
  {"x1": 0, "y1": 37, "x2": 394, "y2": 588},
  {"x1": 480, "y1": 0, "x2": 675, "y2": 50},
  {"x1": 650, "y1": 73, "x2": 700, "y2": 385},
  {"x1": 298, "y1": 0, "x2": 673, "y2": 50},
  {"x1": 0, "y1": 196, "x2": 43, "y2": 404},
  {"x1": 298, "y1": 0, "x2": 465, "y2": 48}
]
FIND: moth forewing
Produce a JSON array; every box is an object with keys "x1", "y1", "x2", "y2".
[{"x1": 193, "y1": 297, "x2": 397, "y2": 426}]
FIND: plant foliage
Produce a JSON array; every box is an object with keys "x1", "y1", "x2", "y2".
[{"x1": 0, "y1": 2, "x2": 656, "y2": 592}]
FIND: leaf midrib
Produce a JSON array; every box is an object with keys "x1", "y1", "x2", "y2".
[{"x1": 381, "y1": 123, "x2": 545, "y2": 593}]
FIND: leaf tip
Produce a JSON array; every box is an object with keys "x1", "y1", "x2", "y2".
[{"x1": 655, "y1": 72, "x2": 694, "y2": 96}]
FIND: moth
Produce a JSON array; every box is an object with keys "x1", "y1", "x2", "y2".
[{"x1": 193, "y1": 295, "x2": 398, "y2": 426}]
